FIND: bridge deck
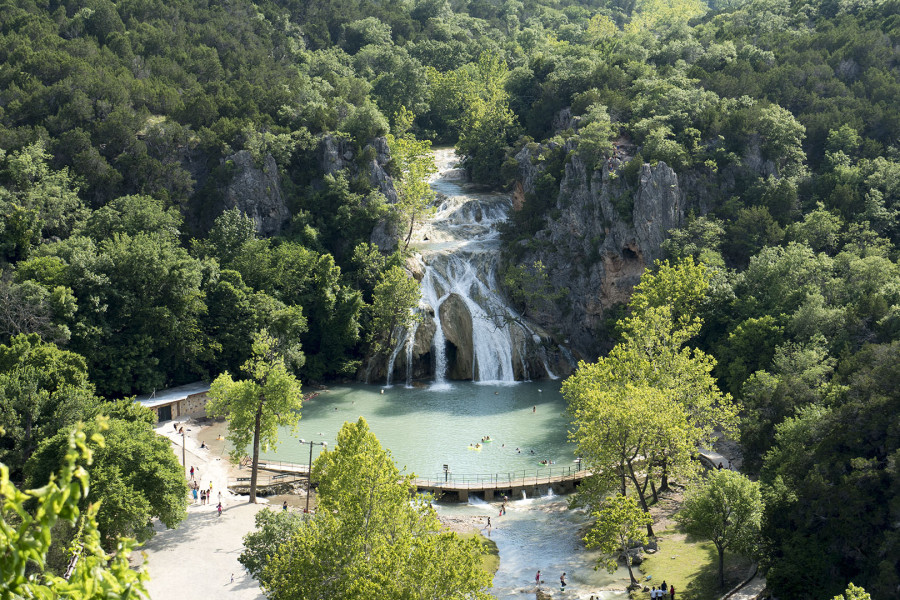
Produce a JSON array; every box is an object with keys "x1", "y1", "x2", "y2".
[{"x1": 245, "y1": 449, "x2": 726, "y2": 501}]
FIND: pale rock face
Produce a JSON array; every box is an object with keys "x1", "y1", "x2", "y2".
[
  {"x1": 438, "y1": 293, "x2": 475, "y2": 380},
  {"x1": 220, "y1": 150, "x2": 291, "y2": 236},
  {"x1": 511, "y1": 145, "x2": 685, "y2": 361}
]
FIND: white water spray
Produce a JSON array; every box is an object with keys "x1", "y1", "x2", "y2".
[{"x1": 389, "y1": 149, "x2": 560, "y2": 385}]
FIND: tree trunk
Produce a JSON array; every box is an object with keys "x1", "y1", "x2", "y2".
[
  {"x1": 660, "y1": 458, "x2": 669, "y2": 491},
  {"x1": 619, "y1": 462, "x2": 626, "y2": 496},
  {"x1": 404, "y1": 215, "x2": 415, "y2": 249},
  {"x1": 650, "y1": 479, "x2": 658, "y2": 504},
  {"x1": 717, "y1": 544, "x2": 725, "y2": 588},
  {"x1": 625, "y1": 555, "x2": 637, "y2": 585},
  {"x1": 626, "y1": 462, "x2": 654, "y2": 537},
  {"x1": 249, "y1": 400, "x2": 264, "y2": 503}
]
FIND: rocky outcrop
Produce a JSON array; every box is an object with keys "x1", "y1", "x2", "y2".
[
  {"x1": 221, "y1": 151, "x2": 291, "y2": 236},
  {"x1": 183, "y1": 149, "x2": 291, "y2": 236},
  {"x1": 439, "y1": 294, "x2": 474, "y2": 380},
  {"x1": 320, "y1": 135, "x2": 401, "y2": 252},
  {"x1": 510, "y1": 146, "x2": 685, "y2": 361}
]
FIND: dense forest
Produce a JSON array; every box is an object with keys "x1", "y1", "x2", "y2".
[{"x1": 1, "y1": 0, "x2": 899, "y2": 597}]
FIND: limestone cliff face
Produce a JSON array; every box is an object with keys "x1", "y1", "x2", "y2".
[
  {"x1": 222, "y1": 150, "x2": 291, "y2": 236},
  {"x1": 320, "y1": 135, "x2": 401, "y2": 252},
  {"x1": 184, "y1": 149, "x2": 291, "y2": 236},
  {"x1": 510, "y1": 146, "x2": 685, "y2": 361}
]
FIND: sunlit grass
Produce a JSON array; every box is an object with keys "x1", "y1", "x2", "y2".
[{"x1": 635, "y1": 528, "x2": 753, "y2": 600}]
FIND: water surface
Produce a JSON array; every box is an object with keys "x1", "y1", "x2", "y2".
[{"x1": 262, "y1": 381, "x2": 575, "y2": 480}]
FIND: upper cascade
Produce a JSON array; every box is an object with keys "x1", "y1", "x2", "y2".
[{"x1": 385, "y1": 149, "x2": 569, "y2": 385}]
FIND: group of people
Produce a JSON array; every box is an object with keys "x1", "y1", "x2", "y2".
[
  {"x1": 188, "y1": 465, "x2": 223, "y2": 515},
  {"x1": 650, "y1": 581, "x2": 675, "y2": 599},
  {"x1": 531, "y1": 569, "x2": 676, "y2": 597},
  {"x1": 533, "y1": 570, "x2": 567, "y2": 591}
]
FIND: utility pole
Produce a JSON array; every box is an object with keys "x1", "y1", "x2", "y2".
[{"x1": 299, "y1": 439, "x2": 326, "y2": 513}]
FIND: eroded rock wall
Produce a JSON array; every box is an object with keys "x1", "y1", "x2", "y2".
[{"x1": 510, "y1": 147, "x2": 685, "y2": 362}]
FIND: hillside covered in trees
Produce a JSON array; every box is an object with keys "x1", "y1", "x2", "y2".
[{"x1": 1, "y1": 0, "x2": 899, "y2": 597}]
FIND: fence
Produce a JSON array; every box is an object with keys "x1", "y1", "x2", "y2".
[{"x1": 413, "y1": 466, "x2": 591, "y2": 489}]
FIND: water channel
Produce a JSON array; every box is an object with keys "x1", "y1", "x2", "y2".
[{"x1": 261, "y1": 382, "x2": 629, "y2": 599}]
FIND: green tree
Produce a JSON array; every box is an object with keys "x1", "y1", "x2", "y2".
[
  {"x1": 567, "y1": 379, "x2": 694, "y2": 535},
  {"x1": 0, "y1": 334, "x2": 96, "y2": 478},
  {"x1": 1, "y1": 422, "x2": 148, "y2": 597},
  {"x1": 25, "y1": 406, "x2": 188, "y2": 550},
  {"x1": 833, "y1": 584, "x2": 872, "y2": 600},
  {"x1": 565, "y1": 260, "x2": 737, "y2": 532},
  {"x1": 386, "y1": 134, "x2": 437, "y2": 248},
  {"x1": 254, "y1": 417, "x2": 493, "y2": 599},
  {"x1": 576, "y1": 103, "x2": 617, "y2": 170},
  {"x1": 206, "y1": 331, "x2": 303, "y2": 503},
  {"x1": 0, "y1": 143, "x2": 86, "y2": 261},
  {"x1": 369, "y1": 265, "x2": 421, "y2": 357},
  {"x1": 678, "y1": 469, "x2": 762, "y2": 588},
  {"x1": 456, "y1": 52, "x2": 521, "y2": 185},
  {"x1": 584, "y1": 494, "x2": 653, "y2": 586}
]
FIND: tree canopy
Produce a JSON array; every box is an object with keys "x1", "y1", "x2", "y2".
[
  {"x1": 248, "y1": 417, "x2": 493, "y2": 600},
  {"x1": 207, "y1": 330, "x2": 304, "y2": 502}
]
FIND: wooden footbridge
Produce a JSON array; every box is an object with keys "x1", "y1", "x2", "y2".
[
  {"x1": 237, "y1": 448, "x2": 729, "y2": 501},
  {"x1": 244, "y1": 459, "x2": 591, "y2": 502}
]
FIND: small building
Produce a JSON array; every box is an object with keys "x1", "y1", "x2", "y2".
[{"x1": 136, "y1": 382, "x2": 211, "y2": 422}]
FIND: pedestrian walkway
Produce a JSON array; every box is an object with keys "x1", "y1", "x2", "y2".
[{"x1": 723, "y1": 573, "x2": 766, "y2": 600}]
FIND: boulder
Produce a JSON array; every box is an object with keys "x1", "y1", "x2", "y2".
[{"x1": 439, "y1": 294, "x2": 474, "y2": 379}]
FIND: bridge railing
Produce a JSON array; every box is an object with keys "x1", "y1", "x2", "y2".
[
  {"x1": 412, "y1": 467, "x2": 592, "y2": 489},
  {"x1": 227, "y1": 472, "x2": 303, "y2": 488},
  {"x1": 247, "y1": 459, "x2": 310, "y2": 474},
  {"x1": 246, "y1": 458, "x2": 593, "y2": 490}
]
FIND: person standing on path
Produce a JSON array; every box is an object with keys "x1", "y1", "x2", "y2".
[
  {"x1": 189, "y1": 465, "x2": 195, "y2": 480},
  {"x1": 283, "y1": 500, "x2": 288, "y2": 511},
  {"x1": 217, "y1": 502, "x2": 222, "y2": 517}
]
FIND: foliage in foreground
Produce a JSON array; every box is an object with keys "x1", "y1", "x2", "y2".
[
  {"x1": 242, "y1": 417, "x2": 492, "y2": 600},
  {"x1": 0, "y1": 422, "x2": 147, "y2": 599}
]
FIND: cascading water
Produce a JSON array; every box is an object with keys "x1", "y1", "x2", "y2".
[{"x1": 390, "y1": 149, "x2": 560, "y2": 385}]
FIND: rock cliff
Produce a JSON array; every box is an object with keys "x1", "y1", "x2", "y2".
[
  {"x1": 509, "y1": 145, "x2": 685, "y2": 361},
  {"x1": 320, "y1": 135, "x2": 402, "y2": 252}
]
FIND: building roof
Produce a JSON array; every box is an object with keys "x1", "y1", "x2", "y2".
[{"x1": 136, "y1": 381, "x2": 211, "y2": 409}]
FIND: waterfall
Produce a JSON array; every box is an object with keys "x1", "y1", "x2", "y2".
[
  {"x1": 385, "y1": 326, "x2": 406, "y2": 387},
  {"x1": 388, "y1": 148, "x2": 561, "y2": 385}
]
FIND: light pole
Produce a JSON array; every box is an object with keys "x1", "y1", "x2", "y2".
[
  {"x1": 443, "y1": 464, "x2": 449, "y2": 483},
  {"x1": 299, "y1": 439, "x2": 327, "y2": 513}
]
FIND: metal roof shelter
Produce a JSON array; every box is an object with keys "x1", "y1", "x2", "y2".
[{"x1": 136, "y1": 382, "x2": 211, "y2": 421}]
